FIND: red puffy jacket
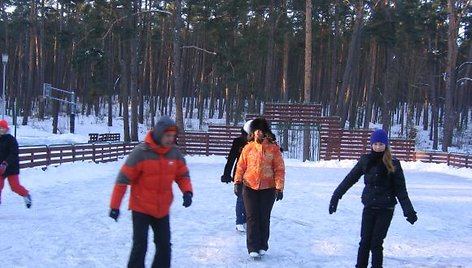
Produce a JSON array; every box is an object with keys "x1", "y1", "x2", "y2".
[{"x1": 109, "y1": 131, "x2": 193, "y2": 218}]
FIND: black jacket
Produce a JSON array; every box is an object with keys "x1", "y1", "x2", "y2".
[
  {"x1": 222, "y1": 136, "x2": 247, "y2": 180},
  {"x1": 333, "y1": 152, "x2": 415, "y2": 216},
  {"x1": 0, "y1": 134, "x2": 20, "y2": 176}
]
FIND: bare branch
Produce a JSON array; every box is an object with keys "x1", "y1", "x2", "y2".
[
  {"x1": 181, "y1": 45, "x2": 217, "y2": 55},
  {"x1": 101, "y1": 9, "x2": 172, "y2": 40}
]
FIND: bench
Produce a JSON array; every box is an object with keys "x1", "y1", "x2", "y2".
[{"x1": 88, "y1": 133, "x2": 121, "y2": 143}]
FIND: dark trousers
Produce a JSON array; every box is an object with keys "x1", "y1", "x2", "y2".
[
  {"x1": 128, "y1": 211, "x2": 171, "y2": 268},
  {"x1": 356, "y1": 207, "x2": 394, "y2": 268},
  {"x1": 243, "y1": 186, "x2": 275, "y2": 253},
  {"x1": 235, "y1": 194, "x2": 246, "y2": 225}
]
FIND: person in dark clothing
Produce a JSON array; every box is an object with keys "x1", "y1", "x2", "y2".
[
  {"x1": 329, "y1": 129, "x2": 417, "y2": 268},
  {"x1": 221, "y1": 120, "x2": 251, "y2": 232},
  {"x1": 0, "y1": 119, "x2": 31, "y2": 208}
]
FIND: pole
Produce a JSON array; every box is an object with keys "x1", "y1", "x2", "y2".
[
  {"x1": 1, "y1": 54, "x2": 8, "y2": 120},
  {"x1": 2, "y1": 61, "x2": 5, "y2": 119}
]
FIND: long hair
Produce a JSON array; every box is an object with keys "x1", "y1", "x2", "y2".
[
  {"x1": 383, "y1": 147, "x2": 395, "y2": 174},
  {"x1": 247, "y1": 131, "x2": 275, "y2": 143}
]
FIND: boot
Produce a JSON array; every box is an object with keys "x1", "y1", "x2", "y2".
[{"x1": 24, "y1": 194, "x2": 32, "y2": 208}]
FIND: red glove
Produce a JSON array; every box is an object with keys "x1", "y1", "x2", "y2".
[{"x1": 0, "y1": 161, "x2": 7, "y2": 176}]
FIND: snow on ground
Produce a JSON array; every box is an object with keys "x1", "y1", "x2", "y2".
[
  {"x1": 1, "y1": 114, "x2": 472, "y2": 267},
  {"x1": 1, "y1": 156, "x2": 472, "y2": 268}
]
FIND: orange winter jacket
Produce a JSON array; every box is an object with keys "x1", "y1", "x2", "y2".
[
  {"x1": 234, "y1": 141, "x2": 285, "y2": 191},
  {"x1": 109, "y1": 131, "x2": 192, "y2": 219}
]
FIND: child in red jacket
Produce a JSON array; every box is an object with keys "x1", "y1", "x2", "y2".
[
  {"x1": 109, "y1": 116, "x2": 193, "y2": 268},
  {"x1": 0, "y1": 119, "x2": 31, "y2": 208}
]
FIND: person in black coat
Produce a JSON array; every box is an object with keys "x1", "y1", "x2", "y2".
[
  {"x1": 0, "y1": 120, "x2": 31, "y2": 208},
  {"x1": 329, "y1": 129, "x2": 417, "y2": 268},
  {"x1": 221, "y1": 121, "x2": 252, "y2": 232}
]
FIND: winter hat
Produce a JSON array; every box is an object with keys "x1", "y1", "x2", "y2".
[
  {"x1": 0, "y1": 119, "x2": 9, "y2": 130},
  {"x1": 152, "y1": 116, "x2": 177, "y2": 145},
  {"x1": 370, "y1": 129, "x2": 389, "y2": 146},
  {"x1": 250, "y1": 118, "x2": 271, "y2": 134},
  {"x1": 243, "y1": 120, "x2": 253, "y2": 135}
]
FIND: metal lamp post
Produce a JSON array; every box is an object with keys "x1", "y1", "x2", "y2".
[{"x1": 2, "y1": 53, "x2": 8, "y2": 119}]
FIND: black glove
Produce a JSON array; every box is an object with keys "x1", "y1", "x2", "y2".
[
  {"x1": 182, "y1": 192, "x2": 193, "y2": 208},
  {"x1": 275, "y1": 190, "x2": 283, "y2": 201},
  {"x1": 406, "y1": 212, "x2": 418, "y2": 225},
  {"x1": 109, "y1": 208, "x2": 120, "y2": 222},
  {"x1": 329, "y1": 196, "x2": 339, "y2": 214},
  {"x1": 221, "y1": 174, "x2": 232, "y2": 184},
  {"x1": 234, "y1": 183, "x2": 242, "y2": 197},
  {"x1": 0, "y1": 161, "x2": 7, "y2": 176}
]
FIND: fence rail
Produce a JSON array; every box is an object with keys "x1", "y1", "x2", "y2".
[
  {"x1": 18, "y1": 142, "x2": 139, "y2": 169},
  {"x1": 17, "y1": 135, "x2": 471, "y2": 169}
]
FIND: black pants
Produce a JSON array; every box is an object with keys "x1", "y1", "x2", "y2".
[
  {"x1": 128, "y1": 211, "x2": 171, "y2": 268},
  {"x1": 243, "y1": 186, "x2": 276, "y2": 253},
  {"x1": 356, "y1": 207, "x2": 394, "y2": 268}
]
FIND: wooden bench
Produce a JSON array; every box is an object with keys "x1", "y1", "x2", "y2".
[{"x1": 88, "y1": 133, "x2": 121, "y2": 143}]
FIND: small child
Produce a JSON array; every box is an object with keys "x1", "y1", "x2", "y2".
[{"x1": 0, "y1": 119, "x2": 32, "y2": 208}]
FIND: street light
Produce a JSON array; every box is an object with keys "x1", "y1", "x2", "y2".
[{"x1": 2, "y1": 53, "x2": 8, "y2": 119}]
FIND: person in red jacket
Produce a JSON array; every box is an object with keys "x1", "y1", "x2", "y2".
[
  {"x1": 109, "y1": 116, "x2": 193, "y2": 268},
  {"x1": 0, "y1": 119, "x2": 31, "y2": 208}
]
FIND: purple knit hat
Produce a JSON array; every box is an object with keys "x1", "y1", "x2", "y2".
[{"x1": 370, "y1": 129, "x2": 389, "y2": 146}]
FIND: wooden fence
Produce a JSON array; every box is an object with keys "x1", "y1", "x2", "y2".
[
  {"x1": 15, "y1": 103, "x2": 471, "y2": 169},
  {"x1": 19, "y1": 142, "x2": 139, "y2": 169},
  {"x1": 17, "y1": 133, "x2": 471, "y2": 169}
]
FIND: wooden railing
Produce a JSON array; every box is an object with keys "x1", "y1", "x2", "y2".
[
  {"x1": 19, "y1": 142, "x2": 139, "y2": 169},
  {"x1": 17, "y1": 134, "x2": 471, "y2": 169}
]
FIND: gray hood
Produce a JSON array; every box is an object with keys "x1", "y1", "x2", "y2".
[{"x1": 152, "y1": 116, "x2": 177, "y2": 145}]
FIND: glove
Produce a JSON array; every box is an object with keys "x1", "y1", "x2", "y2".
[
  {"x1": 0, "y1": 161, "x2": 7, "y2": 176},
  {"x1": 234, "y1": 183, "x2": 242, "y2": 197},
  {"x1": 406, "y1": 212, "x2": 418, "y2": 225},
  {"x1": 329, "y1": 196, "x2": 339, "y2": 214},
  {"x1": 109, "y1": 208, "x2": 120, "y2": 222},
  {"x1": 182, "y1": 192, "x2": 193, "y2": 208},
  {"x1": 275, "y1": 190, "x2": 283, "y2": 201},
  {"x1": 221, "y1": 174, "x2": 232, "y2": 184}
]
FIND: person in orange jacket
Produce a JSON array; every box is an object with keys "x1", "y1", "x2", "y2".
[
  {"x1": 0, "y1": 119, "x2": 31, "y2": 208},
  {"x1": 109, "y1": 116, "x2": 193, "y2": 268},
  {"x1": 233, "y1": 118, "x2": 285, "y2": 259}
]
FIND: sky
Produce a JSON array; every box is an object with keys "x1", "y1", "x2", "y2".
[{"x1": 1, "y1": 115, "x2": 472, "y2": 267}]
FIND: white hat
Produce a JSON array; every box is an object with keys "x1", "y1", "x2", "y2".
[{"x1": 243, "y1": 120, "x2": 253, "y2": 134}]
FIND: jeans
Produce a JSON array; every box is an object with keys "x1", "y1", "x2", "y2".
[
  {"x1": 128, "y1": 211, "x2": 171, "y2": 268},
  {"x1": 236, "y1": 194, "x2": 246, "y2": 225},
  {"x1": 356, "y1": 207, "x2": 394, "y2": 268}
]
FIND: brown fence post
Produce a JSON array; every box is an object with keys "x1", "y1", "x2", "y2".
[
  {"x1": 206, "y1": 133, "x2": 210, "y2": 156},
  {"x1": 92, "y1": 144, "x2": 96, "y2": 163},
  {"x1": 46, "y1": 145, "x2": 51, "y2": 166}
]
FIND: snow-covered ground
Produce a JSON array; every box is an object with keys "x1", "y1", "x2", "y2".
[
  {"x1": 1, "y1": 155, "x2": 472, "y2": 267},
  {"x1": 1, "y1": 114, "x2": 472, "y2": 267}
]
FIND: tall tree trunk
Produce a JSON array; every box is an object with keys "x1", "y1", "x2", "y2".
[
  {"x1": 364, "y1": 40, "x2": 377, "y2": 128},
  {"x1": 173, "y1": 0, "x2": 184, "y2": 131},
  {"x1": 442, "y1": 0, "x2": 461, "y2": 151},
  {"x1": 22, "y1": 1, "x2": 37, "y2": 126},
  {"x1": 38, "y1": 0, "x2": 45, "y2": 120},
  {"x1": 264, "y1": 0, "x2": 276, "y2": 101},
  {"x1": 119, "y1": 42, "x2": 130, "y2": 142},
  {"x1": 304, "y1": 0, "x2": 312, "y2": 103},
  {"x1": 329, "y1": 0, "x2": 341, "y2": 116},
  {"x1": 336, "y1": 0, "x2": 364, "y2": 128}
]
